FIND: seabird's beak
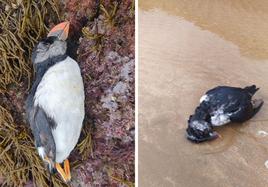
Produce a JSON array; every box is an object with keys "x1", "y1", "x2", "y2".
[
  {"x1": 47, "y1": 21, "x2": 70, "y2": 41},
  {"x1": 209, "y1": 131, "x2": 219, "y2": 140},
  {"x1": 186, "y1": 131, "x2": 219, "y2": 143}
]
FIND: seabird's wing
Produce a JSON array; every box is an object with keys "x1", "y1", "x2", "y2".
[
  {"x1": 228, "y1": 104, "x2": 252, "y2": 122},
  {"x1": 26, "y1": 103, "x2": 56, "y2": 159},
  {"x1": 225, "y1": 97, "x2": 258, "y2": 122}
]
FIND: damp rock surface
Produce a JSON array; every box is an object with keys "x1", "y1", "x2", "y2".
[{"x1": 68, "y1": 0, "x2": 135, "y2": 186}]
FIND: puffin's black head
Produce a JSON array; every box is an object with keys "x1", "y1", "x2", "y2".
[
  {"x1": 186, "y1": 120, "x2": 218, "y2": 143},
  {"x1": 32, "y1": 21, "x2": 69, "y2": 65}
]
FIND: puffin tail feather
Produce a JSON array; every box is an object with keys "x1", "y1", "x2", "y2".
[
  {"x1": 251, "y1": 99, "x2": 264, "y2": 117},
  {"x1": 244, "y1": 85, "x2": 259, "y2": 96}
]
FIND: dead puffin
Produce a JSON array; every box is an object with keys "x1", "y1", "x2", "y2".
[
  {"x1": 26, "y1": 21, "x2": 85, "y2": 182},
  {"x1": 186, "y1": 85, "x2": 263, "y2": 143}
]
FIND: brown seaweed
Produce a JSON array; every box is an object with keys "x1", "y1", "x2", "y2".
[{"x1": 0, "y1": 0, "x2": 135, "y2": 186}]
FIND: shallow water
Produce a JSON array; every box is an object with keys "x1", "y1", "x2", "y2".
[
  {"x1": 139, "y1": 0, "x2": 268, "y2": 60},
  {"x1": 139, "y1": 2, "x2": 268, "y2": 187}
]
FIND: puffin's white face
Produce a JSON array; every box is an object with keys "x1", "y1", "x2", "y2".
[{"x1": 32, "y1": 37, "x2": 67, "y2": 64}]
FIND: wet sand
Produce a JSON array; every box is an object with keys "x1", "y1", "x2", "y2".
[
  {"x1": 139, "y1": 0, "x2": 268, "y2": 60},
  {"x1": 139, "y1": 4, "x2": 268, "y2": 187}
]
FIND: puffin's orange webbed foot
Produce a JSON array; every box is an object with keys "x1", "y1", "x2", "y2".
[
  {"x1": 55, "y1": 162, "x2": 69, "y2": 183},
  {"x1": 64, "y1": 159, "x2": 71, "y2": 181}
]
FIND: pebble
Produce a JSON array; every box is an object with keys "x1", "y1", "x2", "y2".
[
  {"x1": 257, "y1": 130, "x2": 268, "y2": 137},
  {"x1": 264, "y1": 160, "x2": 268, "y2": 169}
]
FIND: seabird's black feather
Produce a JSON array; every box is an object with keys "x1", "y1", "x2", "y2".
[
  {"x1": 32, "y1": 106, "x2": 56, "y2": 160},
  {"x1": 186, "y1": 85, "x2": 264, "y2": 143}
]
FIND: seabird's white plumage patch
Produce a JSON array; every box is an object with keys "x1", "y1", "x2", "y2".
[
  {"x1": 210, "y1": 106, "x2": 231, "y2": 126},
  {"x1": 34, "y1": 40, "x2": 67, "y2": 64},
  {"x1": 37, "y1": 146, "x2": 46, "y2": 159},
  {"x1": 211, "y1": 114, "x2": 230, "y2": 126},
  {"x1": 192, "y1": 120, "x2": 206, "y2": 131},
  {"x1": 200, "y1": 94, "x2": 209, "y2": 103},
  {"x1": 34, "y1": 57, "x2": 85, "y2": 163}
]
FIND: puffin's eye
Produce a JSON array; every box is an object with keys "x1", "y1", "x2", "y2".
[{"x1": 44, "y1": 43, "x2": 50, "y2": 47}]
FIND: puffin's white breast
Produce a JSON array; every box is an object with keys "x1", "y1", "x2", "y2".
[
  {"x1": 210, "y1": 106, "x2": 231, "y2": 126},
  {"x1": 34, "y1": 57, "x2": 85, "y2": 163}
]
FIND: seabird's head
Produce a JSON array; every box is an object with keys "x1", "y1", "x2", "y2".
[
  {"x1": 32, "y1": 21, "x2": 70, "y2": 65},
  {"x1": 186, "y1": 120, "x2": 218, "y2": 143}
]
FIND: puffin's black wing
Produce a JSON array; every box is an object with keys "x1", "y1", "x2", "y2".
[
  {"x1": 206, "y1": 85, "x2": 258, "y2": 100},
  {"x1": 206, "y1": 85, "x2": 263, "y2": 122},
  {"x1": 228, "y1": 100, "x2": 263, "y2": 122},
  {"x1": 32, "y1": 106, "x2": 56, "y2": 157},
  {"x1": 26, "y1": 83, "x2": 56, "y2": 159},
  {"x1": 205, "y1": 86, "x2": 248, "y2": 110}
]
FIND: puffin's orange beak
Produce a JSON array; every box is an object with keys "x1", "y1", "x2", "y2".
[{"x1": 47, "y1": 21, "x2": 70, "y2": 41}]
